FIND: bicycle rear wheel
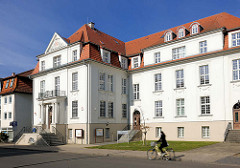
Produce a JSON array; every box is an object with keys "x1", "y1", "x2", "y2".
[
  {"x1": 166, "y1": 148, "x2": 175, "y2": 161},
  {"x1": 147, "y1": 149, "x2": 157, "y2": 160}
]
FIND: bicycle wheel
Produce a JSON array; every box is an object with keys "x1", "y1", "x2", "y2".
[
  {"x1": 166, "y1": 148, "x2": 175, "y2": 161},
  {"x1": 147, "y1": 149, "x2": 157, "y2": 160}
]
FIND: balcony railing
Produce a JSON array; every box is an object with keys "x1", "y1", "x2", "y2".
[{"x1": 38, "y1": 90, "x2": 66, "y2": 100}]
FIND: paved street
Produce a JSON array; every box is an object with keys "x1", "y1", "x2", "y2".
[{"x1": 0, "y1": 148, "x2": 240, "y2": 168}]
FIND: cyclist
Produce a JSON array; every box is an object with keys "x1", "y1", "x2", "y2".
[{"x1": 156, "y1": 131, "x2": 168, "y2": 155}]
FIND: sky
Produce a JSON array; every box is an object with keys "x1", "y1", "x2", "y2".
[{"x1": 0, "y1": 0, "x2": 240, "y2": 77}]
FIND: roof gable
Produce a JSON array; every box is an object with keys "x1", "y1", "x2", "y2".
[{"x1": 45, "y1": 32, "x2": 68, "y2": 54}]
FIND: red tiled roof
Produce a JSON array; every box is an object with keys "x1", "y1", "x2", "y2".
[{"x1": 125, "y1": 12, "x2": 240, "y2": 56}]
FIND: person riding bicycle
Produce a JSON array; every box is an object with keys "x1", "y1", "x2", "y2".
[{"x1": 156, "y1": 131, "x2": 168, "y2": 155}]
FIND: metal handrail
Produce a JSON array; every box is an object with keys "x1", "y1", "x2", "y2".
[
  {"x1": 52, "y1": 126, "x2": 65, "y2": 144},
  {"x1": 224, "y1": 122, "x2": 232, "y2": 141},
  {"x1": 13, "y1": 126, "x2": 33, "y2": 142}
]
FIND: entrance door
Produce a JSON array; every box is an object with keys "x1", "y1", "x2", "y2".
[
  {"x1": 133, "y1": 111, "x2": 141, "y2": 130},
  {"x1": 233, "y1": 102, "x2": 240, "y2": 130},
  {"x1": 48, "y1": 106, "x2": 53, "y2": 129}
]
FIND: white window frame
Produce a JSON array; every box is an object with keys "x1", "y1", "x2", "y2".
[
  {"x1": 178, "y1": 28, "x2": 185, "y2": 38},
  {"x1": 40, "y1": 80, "x2": 45, "y2": 93},
  {"x1": 72, "y1": 100, "x2": 78, "y2": 118},
  {"x1": 233, "y1": 59, "x2": 240, "y2": 81},
  {"x1": 108, "y1": 102, "x2": 113, "y2": 118},
  {"x1": 9, "y1": 96, "x2": 12, "y2": 104},
  {"x1": 165, "y1": 32, "x2": 172, "y2": 42},
  {"x1": 156, "y1": 127, "x2": 162, "y2": 138},
  {"x1": 176, "y1": 70, "x2": 184, "y2": 88},
  {"x1": 202, "y1": 126, "x2": 210, "y2": 138},
  {"x1": 68, "y1": 129, "x2": 73, "y2": 139},
  {"x1": 4, "y1": 112, "x2": 7, "y2": 120},
  {"x1": 107, "y1": 75, "x2": 113, "y2": 92},
  {"x1": 177, "y1": 127, "x2": 184, "y2": 138},
  {"x1": 172, "y1": 46, "x2": 185, "y2": 60},
  {"x1": 201, "y1": 96, "x2": 210, "y2": 115},
  {"x1": 132, "y1": 56, "x2": 140, "y2": 69},
  {"x1": 72, "y1": 72, "x2": 78, "y2": 91},
  {"x1": 120, "y1": 56, "x2": 128, "y2": 69},
  {"x1": 154, "y1": 52, "x2": 161, "y2": 63},
  {"x1": 8, "y1": 112, "x2": 12, "y2": 119},
  {"x1": 55, "y1": 76, "x2": 60, "y2": 91},
  {"x1": 122, "y1": 104, "x2": 127, "y2": 118},
  {"x1": 99, "y1": 73, "x2": 105, "y2": 91},
  {"x1": 4, "y1": 97, "x2": 7, "y2": 104},
  {"x1": 200, "y1": 65, "x2": 209, "y2": 85},
  {"x1": 122, "y1": 78, "x2": 127, "y2": 94},
  {"x1": 199, "y1": 41, "x2": 207, "y2": 54},
  {"x1": 72, "y1": 50, "x2": 78, "y2": 62},
  {"x1": 100, "y1": 101, "x2": 106, "y2": 117},
  {"x1": 133, "y1": 84, "x2": 140, "y2": 100},
  {"x1": 53, "y1": 55, "x2": 61, "y2": 68},
  {"x1": 176, "y1": 98, "x2": 185, "y2": 116},
  {"x1": 191, "y1": 24, "x2": 199, "y2": 34},
  {"x1": 155, "y1": 100, "x2": 162, "y2": 117},
  {"x1": 41, "y1": 61, "x2": 45, "y2": 71},
  {"x1": 10, "y1": 79, "x2": 14, "y2": 88},
  {"x1": 5, "y1": 80, "x2": 9, "y2": 89},
  {"x1": 232, "y1": 32, "x2": 240, "y2": 47},
  {"x1": 101, "y1": 50, "x2": 111, "y2": 63},
  {"x1": 154, "y1": 73, "x2": 162, "y2": 91},
  {"x1": 105, "y1": 128, "x2": 110, "y2": 139}
]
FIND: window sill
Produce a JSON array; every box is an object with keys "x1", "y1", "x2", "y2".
[
  {"x1": 70, "y1": 117, "x2": 79, "y2": 119},
  {"x1": 98, "y1": 117, "x2": 115, "y2": 119},
  {"x1": 202, "y1": 137, "x2": 210, "y2": 139},
  {"x1": 153, "y1": 90, "x2": 164, "y2": 93},
  {"x1": 231, "y1": 80, "x2": 240, "y2": 83},
  {"x1": 198, "y1": 114, "x2": 213, "y2": 117},
  {"x1": 175, "y1": 115, "x2": 187, "y2": 118},
  {"x1": 153, "y1": 116, "x2": 164, "y2": 119},
  {"x1": 133, "y1": 99, "x2": 141, "y2": 102},
  {"x1": 70, "y1": 90, "x2": 79, "y2": 93},
  {"x1": 198, "y1": 84, "x2": 212, "y2": 87},
  {"x1": 174, "y1": 87, "x2": 186, "y2": 91}
]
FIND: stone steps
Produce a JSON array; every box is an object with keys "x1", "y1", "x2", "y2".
[{"x1": 225, "y1": 130, "x2": 240, "y2": 143}]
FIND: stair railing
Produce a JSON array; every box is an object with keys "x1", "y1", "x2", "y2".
[
  {"x1": 224, "y1": 122, "x2": 232, "y2": 141},
  {"x1": 52, "y1": 126, "x2": 66, "y2": 144},
  {"x1": 13, "y1": 126, "x2": 33, "y2": 142},
  {"x1": 37, "y1": 126, "x2": 51, "y2": 145}
]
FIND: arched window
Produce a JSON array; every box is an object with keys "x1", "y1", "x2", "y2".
[
  {"x1": 165, "y1": 32, "x2": 172, "y2": 42},
  {"x1": 191, "y1": 24, "x2": 199, "y2": 34},
  {"x1": 178, "y1": 28, "x2": 185, "y2": 38}
]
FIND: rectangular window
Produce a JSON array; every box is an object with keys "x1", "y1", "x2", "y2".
[
  {"x1": 72, "y1": 72, "x2": 78, "y2": 91},
  {"x1": 9, "y1": 96, "x2": 12, "y2": 104},
  {"x1": 4, "y1": 97, "x2": 7, "y2": 104},
  {"x1": 233, "y1": 59, "x2": 240, "y2": 80},
  {"x1": 99, "y1": 73, "x2": 105, "y2": 91},
  {"x1": 154, "y1": 73, "x2": 162, "y2": 91},
  {"x1": 53, "y1": 56, "x2": 61, "y2": 68},
  {"x1": 133, "y1": 57, "x2": 139, "y2": 68},
  {"x1": 100, "y1": 101, "x2": 106, "y2": 117},
  {"x1": 105, "y1": 128, "x2": 110, "y2": 139},
  {"x1": 72, "y1": 50, "x2": 78, "y2": 62},
  {"x1": 121, "y1": 57, "x2": 128, "y2": 69},
  {"x1": 202, "y1": 126, "x2": 210, "y2": 138},
  {"x1": 133, "y1": 84, "x2": 140, "y2": 100},
  {"x1": 199, "y1": 41, "x2": 207, "y2": 54},
  {"x1": 72, "y1": 101, "x2": 78, "y2": 118},
  {"x1": 200, "y1": 65, "x2": 209, "y2": 84},
  {"x1": 178, "y1": 127, "x2": 184, "y2": 138},
  {"x1": 172, "y1": 46, "x2": 185, "y2": 60},
  {"x1": 8, "y1": 112, "x2": 12, "y2": 119},
  {"x1": 5, "y1": 80, "x2": 9, "y2": 89},
  {"x1": 154, "y1": 52, "x2": 161, "y2": 63},
  {"x1": 176, "y1": 98, "x2": 185, "y2": 116},
  {"x1": 122, "y1": 78, "x2": 127, "y2": 94},
  {"x1": 232, "y1": 32, "x2": 240, "y2": 47},
  {"x1": 201, "y1": 96, "x2": 210, "y2": 115},
  {"x1": 68, "y1": 129, "x2": 73, "y2": 139},
  {"x1": 122, "y1": 104, "x2": 127, "y2": 118},
  {"x1": 4, "y1": 112, "x2": 7, "y2": 120},
  {"x1": 102, "y1": 51, "x2": 110, "y2": 63},
  {"x1": 156, "y1": 127, "x2": 162, "y2": 138},
  {"x1": 176, "y1": 70, "x2": 184, "y2": 88},
  {"x1": 108, "y1": 102, "x2": 113, "y2": 118},
  {"x1": 41, "y1": 61, "x2": 45, "y2": 71},
  {"x1": 108, "y1": 75, "x2": 113, "y2": 92},
  {"x1": 55, "y1": 76, "x2": 60, "y2": 96},
  {"x1": 155, "y1": 101, "x2": 162, "y2": 117},
  {"x1": 10, "y1": 79, "x2": 14, "y2": 88},
  {"x1": 40, "y1": 80, "x2": 45, "y2": 93}
]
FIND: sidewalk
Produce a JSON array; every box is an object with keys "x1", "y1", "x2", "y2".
[{"x1": 0, "y1": 142, "x2": 240, "y2": 165}]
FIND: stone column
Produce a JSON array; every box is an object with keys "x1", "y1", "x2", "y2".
[
  {"x1": 53, "y1": 103, "x2": 56, "y2": 124},
  {"x1": 46, "y1": 104, "x2": 49, "y2": 128}
]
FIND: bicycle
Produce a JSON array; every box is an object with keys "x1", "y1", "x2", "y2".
[{"x1": 147, "y1": 142, "x2": 175, "y2": 161}]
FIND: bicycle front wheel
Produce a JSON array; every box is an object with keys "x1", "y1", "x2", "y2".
[
  {"x1": 166, "y1": 148, "x2": 175, "y2": 161},
  {"x1": 147, "y1": 149, "x2": 157, "y2": 160}
]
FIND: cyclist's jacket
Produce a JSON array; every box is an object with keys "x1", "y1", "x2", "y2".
[{"x1": 157, "y1": 132, "x2": 168, "y2": 147}]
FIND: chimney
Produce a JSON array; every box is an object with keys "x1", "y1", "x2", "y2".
[
  {"x1": 12, "y1": 72, "x2": 15, "y2": 76},
  {"x1": 88, "y1": 22, "x2": 95, "y2": 29}
]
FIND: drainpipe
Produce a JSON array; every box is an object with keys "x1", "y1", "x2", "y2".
[{"x1": 85, "y1": 63, "x2": 90, "y2": 144}]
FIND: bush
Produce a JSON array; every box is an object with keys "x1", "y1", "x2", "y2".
[{"x1": 0, "y1": 132, "x2": 9, "y2": 142}]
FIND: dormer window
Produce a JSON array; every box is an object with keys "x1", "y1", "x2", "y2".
[
  {"x1": 165, "y1": 31, "x2": 172, "y2": 42},
  {"x1": 178, "y1": 28, "x2": 185, "y2": 38},
  {"x1": 191, "y1": 24, "x2": 199, "y2": 35},
  {"x1": 120, "y1": 56, "x2": 128, "y2": 69},
  {"x1": 5, "y1": 80, "x2": 9, "y2": 89},
  {"x1": 132, "y1": 56, "x2": 140, "y2": 69},
  {"x1": 232, "y1": 32, "x2": 240, "y2": 47},
  {"x1": 101, "y1": 50, "x2": 111, "y2": 63},
  {"x1": 10, "y1": 78, "x2": 14, "y2": 88},
  {"x1": 53, "y1": 55, "x2": 61, "y2": 68}
]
